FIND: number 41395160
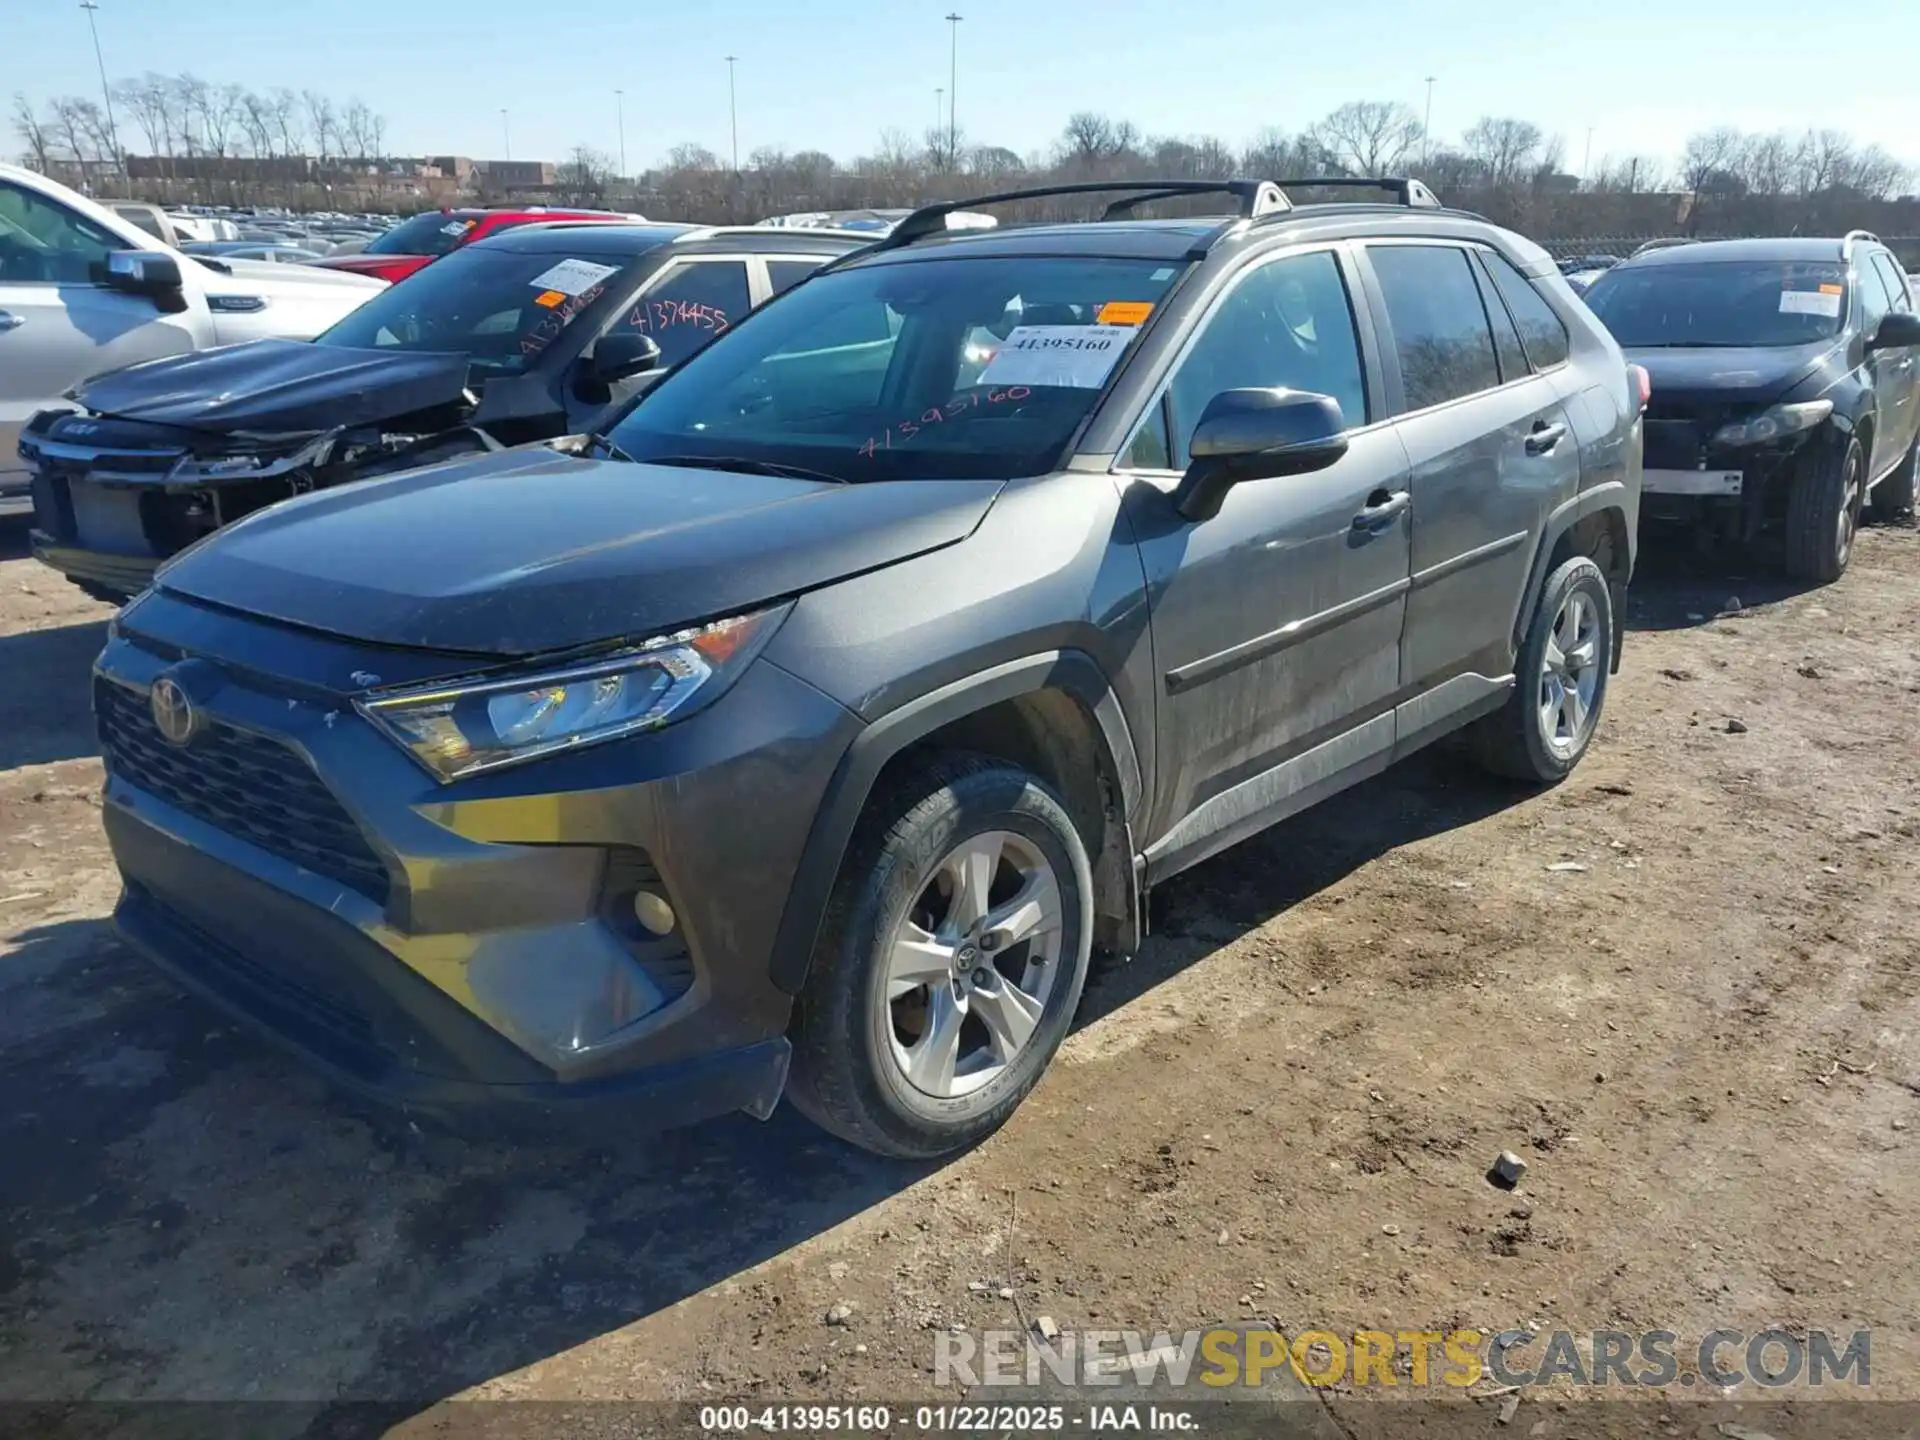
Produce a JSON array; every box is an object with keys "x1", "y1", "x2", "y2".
[{"x1": 858, "y1": 386, "x2": 1032, "y2": 459}]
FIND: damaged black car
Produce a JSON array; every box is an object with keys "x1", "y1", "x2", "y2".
[{"x1": 22, "y1": 220, "x2": 866, "y2": 600}]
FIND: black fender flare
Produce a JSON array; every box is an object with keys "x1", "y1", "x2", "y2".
[
  {"x1": 766, "y1": 650, "x2": 1144, "y2": 995},
  {"x1": 1513, "y1": 480, "x2": 1635, "y2": 673}
]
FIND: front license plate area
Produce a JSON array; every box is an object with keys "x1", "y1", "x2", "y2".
[{"x1": 1644, "y1": 469, "x2": 1742, "y2": 497}]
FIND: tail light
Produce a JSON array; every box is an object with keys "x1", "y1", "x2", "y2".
[{"x1": 1627, "y1": 363, "x2": 1651, "y2": 413}]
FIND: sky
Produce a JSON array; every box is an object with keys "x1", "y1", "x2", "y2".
[{"x1": 12, "y1": 0, "x2": 1920, "y2": 178}]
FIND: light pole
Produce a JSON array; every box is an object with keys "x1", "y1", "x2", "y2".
[
  {"x1": 1583, "y1": 126, "x2": 1596, "y2": 182},
  {"x1": 500, "y1": 108, "x2": 511, "y2": 161},
  {"x1": 724, "y1": 55, "x2": 739, "y2": 171},
  {"x1": 78, "y1": 1, "x2": 121, "y2": 187},
  {"x1": 935, "y1": 87, "x2": 944, "y2": 158},
  {"x1": 1422, "y1": 75, "x2": 1437, "y2": 167},
  {"x1": 945, "y1": 13, "x2": 962, "y2": 165},
  {"x1": 615, "y1": 89, "x2": 627, "y2": 178}
]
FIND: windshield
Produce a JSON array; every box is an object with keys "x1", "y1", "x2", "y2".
[
  {"x1": 1584, "y1": 260, "x2": 1848, "y2": 347},
  {"x1": 315, "y1": 246, "x2": 640, "y2": 376},
  {"x1": 364, "y1": 211, "x2": 483, "y2": 257},
  {"x1": 605, "y1": 255, "x2": 1182, "y2": 482}
]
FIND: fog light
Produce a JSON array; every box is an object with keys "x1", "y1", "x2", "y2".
[{"x1": 632, "y1": 889, "x2": 676, "y2": 936}]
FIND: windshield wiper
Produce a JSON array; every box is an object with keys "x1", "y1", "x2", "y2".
[
  {"x1": 585, "y1": 432, "x2": 635, "y2": 462},
  {"x1": 647, "y1": 454, "x2": 849, "y2": 485}
]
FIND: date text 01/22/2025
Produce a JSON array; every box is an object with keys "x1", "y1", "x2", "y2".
[{"x1": 698, "y1": 1403, "x2": 1198, "y2": 1431}]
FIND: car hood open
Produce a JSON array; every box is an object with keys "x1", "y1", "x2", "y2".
[
  {"x1": 154, "y1": 445, "x2": 1005, "y2": 655},
  {"x1": 1625, "y1": 340, "x2": 1839, "y2": 410},
  {"x1": 74, "y1": 339, "x2": 473, "y2": 434}
]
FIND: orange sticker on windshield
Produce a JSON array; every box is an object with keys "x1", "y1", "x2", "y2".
[
  {"x1": 1819, "y1": 283, "x2": 1844, "y2": 295},
  {"x1": 1097, "y1": 301, "x2": 1154, "y2": 326},
  {"x1": 534, "y1": 289, "x2": 567, "y2": 308}
]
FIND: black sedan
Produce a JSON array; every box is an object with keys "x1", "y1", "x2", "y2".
[{"x1": 23, "y1": 222, "x2": 866, "y2": 601}]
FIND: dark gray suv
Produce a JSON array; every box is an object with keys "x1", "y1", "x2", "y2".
[{"x1": 92, "y1": 179, "x2": 1644, "y2": 1158}]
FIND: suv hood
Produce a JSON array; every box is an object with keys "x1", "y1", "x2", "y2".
[
  {"x1": 1626, "y1": 340, "x2": 1837, "y2": 409},
  {"x1": 155, "y1": 445, "x2": 1004, "y2": 655},
  {"x1": 195, "y1": 253, "x2": 386, "y2": 293},
  {"x1": 73, "y1": 339, "x2": 472, "y2": 433}
]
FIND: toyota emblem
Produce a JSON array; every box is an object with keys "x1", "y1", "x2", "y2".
[{"x1": 149, "y1": 676, "x2": 200, "y2": 746}]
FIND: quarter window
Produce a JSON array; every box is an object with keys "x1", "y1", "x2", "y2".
[
  {"x1": 1369, "y1": 245, "x2": 1502, "y2": 411},
  {"x1": 619, "y1": 260, "x2": 752, "y2": 367},
  {"x1": 1858, "y1": 259, "x2": 1893, "y2": 337},
  {"x1": 768, "y1": 258, "x2": 824, "y2": 295},
  {"x1": 1481, "y1": 248, "x2": 1572, "y2": 369},
  {"x1": 1162, "y1": 250, "x2": 1368, "y2": 467}
]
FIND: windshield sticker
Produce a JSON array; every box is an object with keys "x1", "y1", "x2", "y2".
[
  {"x1": 1818, "y1": 283, "x2": 1844, "y2": 295},
  {"x1": 629, "y1": 298, "x2": 731, "y2": 336},
  {"x1": 858, "y1": 386, "x2": 1031, "y2": 459},
  {"x1": 976, "y1": 324, "x2": 1138, "y2": 389},
  {"x1": 1780, "y1": 290, "x2": 1842, "y2": 318},
  {"x1": 440, "y1": 219, "x2": 474, "y2": 237},
  {"x1": 1096, "y1": 301, "x2": 1154, "y2": 326},
  {"x1": 533, "y1": 289, "x2": 567, "y2": 308},
  {"x1": 1151, "y1": 267, "x2": 1176, "y2": 281},
  {"x1": 518, "y1": 283, "x2": 609, "y2": 356},
  {"x1": 529, "y1": 258, "x2": 623, "y2": 297}
]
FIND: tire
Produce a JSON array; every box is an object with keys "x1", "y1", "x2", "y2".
[
  {"x1": 786, "y1": 754, "x2": 1094, "y2": 1159},
  {"x1": 1783, "y1": 431, "x2": 1864, "y2": 582},
  {"x1": 1468, "y1": 555, "x2": 1614, "y2": 786},
  {"x1": 1867, "y1": 428, "x2": 1918, "y2": 526}
]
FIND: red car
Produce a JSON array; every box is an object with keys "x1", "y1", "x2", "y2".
[{"x1": 315, "y1": 206, "x2": 642, "y2": 284}]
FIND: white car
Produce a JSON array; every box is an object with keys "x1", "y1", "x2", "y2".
[{"x1": 1, "y1": 163, "x2": 387, "y2": 515}]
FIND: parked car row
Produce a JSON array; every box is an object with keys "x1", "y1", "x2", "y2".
[{"x1": 7, "y1": 167, "x2": 1915, "y2": 1161}]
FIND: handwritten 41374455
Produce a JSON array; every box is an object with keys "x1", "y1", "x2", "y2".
[{"x1": 631, "y1": 298, "x2": 731, "y2": 335}]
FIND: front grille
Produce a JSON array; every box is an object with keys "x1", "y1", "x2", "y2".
[{"x1": 97, "y1": 680, "x2": 392, "y2": 906}]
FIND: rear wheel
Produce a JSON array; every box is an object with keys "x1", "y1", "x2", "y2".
[
  {"x1": 1784, "y1": 432, "x2": 1864, "y2": 582},
  {"x1": 1866, "y1": 429, "x2": 1917, "y2": 526},
  {"x1": 786, "y1": 755, "x2": 1093, "y2": 1158},
  {"x1": 1469, "y1": 556, "x2": 1613, "y2": 786}
]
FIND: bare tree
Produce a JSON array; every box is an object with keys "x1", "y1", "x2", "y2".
[
  {"x1": 268, "y1": 88, "x2": 303, "y2": 158},
  {"x1": 1740, "y1": 131, "x2": 1796, "y2": 197},
  {"x1": 1461, "y1": 116, "x2": 1547, "y2": 189},
  {"x1": 1681, "y1": 127, "x2": 1749, "y2": 195},
  {"x1": 1309, "y1": 100, "x2": 1424, "y2": 177},
  {"x1": 555, "y1": 145, "x2": 615, "y2": 205},
  {"x1": 11, "y1": 93, "x2": 55, "y2": 171},
  {"x1": 341, "y1": 99, "x2": 376, "y2": 160},
  {"x1": 302, "y1": 90, "x2": 336, "y2": 160},
  {"x1": 238, "y1": 89, "x2": 276, "y2": 159},
  {"x1": 114, "y1": 75, "x2": 171, "y2": 158}
]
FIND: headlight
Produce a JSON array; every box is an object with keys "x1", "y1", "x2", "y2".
[
  {"x1": 357, "y1": 605, "x2": 789, "y2": 782},
  {"x1": 1711, "y1": 400, "x2": 1832, "y2": 448}
]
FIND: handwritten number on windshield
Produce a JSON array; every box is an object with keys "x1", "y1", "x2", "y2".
[
  {"x1": 518, "y1": 284, "x2": 607, "y2": 356},
  {"x1": 858, "y1": 386, "x2": 1031, "y2": 459},
  {"x1": 630, "y1": 299, "x2": 731, "y2": 335}
]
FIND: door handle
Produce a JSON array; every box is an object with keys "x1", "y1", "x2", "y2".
[
  {"x1": 1352, "y1": 489, "x2": 1410, "y2": 531},
  {"x1": 1525, "y1": 420, "x2": 1568, "y2": 454},
  {"x1": 0, "y1": 311, "x2": 24, "y2": 332}
]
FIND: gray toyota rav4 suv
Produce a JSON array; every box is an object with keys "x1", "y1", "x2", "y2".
[{"x1": 94, "y1": 179, "x2": 1644, "y2": 1157}]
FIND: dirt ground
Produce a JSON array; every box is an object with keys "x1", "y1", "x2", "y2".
[{"x1": 2, "y1": 514, "x2": 1917, "y2": 1439}]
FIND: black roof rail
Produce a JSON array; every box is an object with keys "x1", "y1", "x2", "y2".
[
  {"x1": 856, "y1": 179, "x2": 1293, "y2": 257},
  {"x1": 1267, "y1": 176, "x2": 1444, "y2": 209}
]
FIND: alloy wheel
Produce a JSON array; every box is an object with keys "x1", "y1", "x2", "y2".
[
  {"x1": 1836, "y1": 448, "x2": 1862, "y2": 569},
  {"x1": 1538, "y1": 589, "x2": 1602, "y2": 759},
  {"x1": 884, "y1": 829, "x2": 1065, "y2": 1099}
]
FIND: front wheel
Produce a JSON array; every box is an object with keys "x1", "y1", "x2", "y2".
[
  {"x1": 786, "y1": 756, "x2": 1094, "y2": 1158},
  {"x1": 1469, "y1": 555, "x2": 1614, "y2": 785},
  {"x1": 1784, "y1": 432, "x2": 1864, "y2": 582}
]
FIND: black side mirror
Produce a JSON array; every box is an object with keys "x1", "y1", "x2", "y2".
[
  {"x1": 1171, "y1": 388, "x2": 1350, "y2": 523},
  {"x1": 101, "y1": 249, "x2": 185, "y2": 311},
  {"x1": 586, "y1": 332, "x2": 663, "y2": 384},
  {"x1": 1868, "y1": 310, "x2": 1920, "y2": 350}
]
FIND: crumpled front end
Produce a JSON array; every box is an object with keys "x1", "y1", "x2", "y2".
[{"x1": 22, "y1": 406, "x2": 493, "y2": 601}]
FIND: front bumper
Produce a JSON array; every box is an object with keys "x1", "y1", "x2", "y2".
[
  {"x1": 96, "y1": 591, "x2": 863, "y2": 1137},
  {"x1": 29, "y1": 530, "x2": 157, "y2": 600}
]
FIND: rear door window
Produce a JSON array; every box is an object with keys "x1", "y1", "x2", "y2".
[
  {"x1": 618, "y1": 260, "x2": 752, "y2": 366},
  {"x1": 1471, "y1": 253, "x2": 1531, "y2": 383},
  {"x1": 1481, "y1": 249, "x2": 1572, "y2": 368},
  {"x1": 1870, "y1": 253, "x2": 1912, "y2": 314},
  {"x1": 768, "y1": 258, "x2": 826, "y2": 295},
  {"x1": 1369, "y1": 244, "x2": 1502, "y2": 412}
]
